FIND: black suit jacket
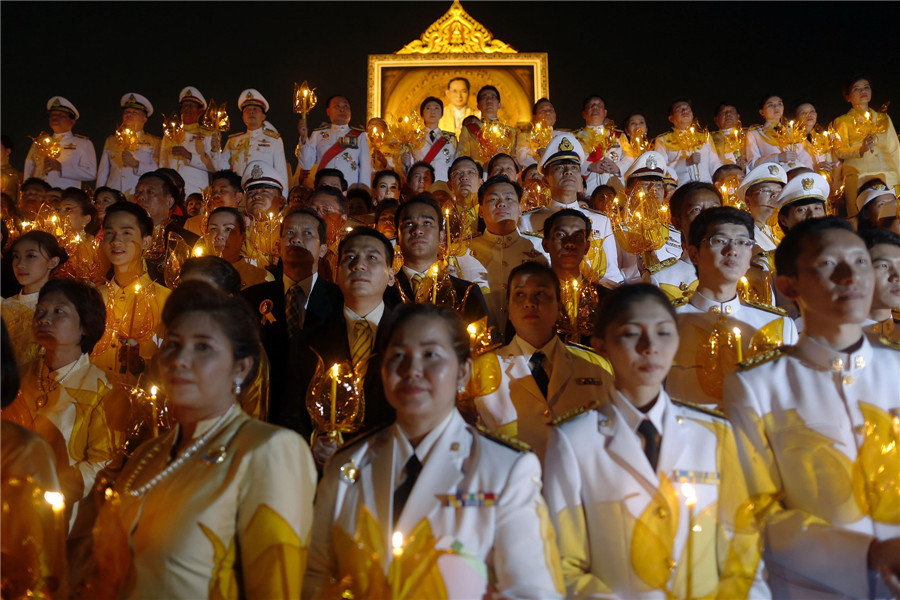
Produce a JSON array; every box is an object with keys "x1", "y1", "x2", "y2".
[
  {"x1": 288, "y1": 304, "x2": 397, "y2": 440},
  {"x1": 388, "y1": 269, "x2": 492, "y2": 329},
  {"x1": 242, "y1": 266, "x2": 343, "y2": 431}
]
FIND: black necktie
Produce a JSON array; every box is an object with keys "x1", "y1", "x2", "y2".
[
  {"x1": 638, "y1": 419, "x2": 661, "y2": 472},
  {"x1": 529, "y1": 352, "x2": 549, "y2": 398},
  {"x1": 430, "y1": 130, "x2": 436, "y2": 143},
  {"x1": 393, "y1": 454, "x2": 422, "y2": 525}
]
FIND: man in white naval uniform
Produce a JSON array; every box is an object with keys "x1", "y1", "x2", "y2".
[
  {"x1": 574, "y1": 94, "x2": 634, "y2": 196},
  {"x1": 724, "y1": 217, "x2": 900, "y2": 599},
  {"x1": 212, "y1": 89, "x2": 287, "y2": 192},
  {"x1": 96, "y1": 92, "x2": 160, "y2": 199},
  {"x1": 519, "y1": 131, "x2": 622, "y2": 287},
  {"x1": 24, "y1": 96, "x2": 96, "y2": 189},
  {"x1": 159, "y1": 86, "x2": 215, "y2": 196},
  {"x1": 411, "y1": 96, "x2": 456, "y2": 183},
  {"x1": 645, "y1": 181, "x2": 722, "y2": 300},
  {"x1": 298, "y1": 95, "x2": 372, "y2": 190},
  {"x1": 455, "y1": 175, "x2": 547, "y2": 338},
  {"x1": 738, "y1": 162, "x2": 787, "y2": 260},
  {"x1": 654, "y1": 98, "x2": 722, "y2": 187},
  {"x1": 667, "y1": 206, "x2": 798, "y2": 409}
]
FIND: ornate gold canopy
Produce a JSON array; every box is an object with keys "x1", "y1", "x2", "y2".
[{"x1": 396, "y1": 0, "x2": 516, "y2": 55}]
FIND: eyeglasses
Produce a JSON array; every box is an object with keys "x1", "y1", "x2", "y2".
[
  {"x1": 748, "y1": 187, "x2": 781, "y2": 199},
  {"x1": 705, "y1": 235, "x2": 754, "y2": 250}
]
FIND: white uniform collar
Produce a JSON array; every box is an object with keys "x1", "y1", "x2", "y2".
[
  {"x1": 611, "y1": 387, "x2": 668, "y2": 437},
  {"x1": 689, "y1": 290, "x2": 741, "y2": 315},
  {"x1": 549, "y1": 199, "x2": 581, "y2": 211},
  {"x1": 393, "y1": 408, "x2": 457, "y2": 472},
  {"x1": 483, "y1": 229, "x2": 521, "y2": 246},
  {"x1": 793, "y1": 333, "x2": 872, "y2": 373}
]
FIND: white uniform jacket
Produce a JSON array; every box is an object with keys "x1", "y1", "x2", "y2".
[
  {"x1": 214, "y1": 127, "x2": 288, "y2": 190},
  {"x1": 24, "y1": 130, "x2": 97, "y2": 188},
  {"x1": 414, "y1": 127, "x2": 457, "y2": 182},
  {"x1": 520, "y1": 202, "x2": 623, "y2": 287},
  {"x1": 299, "y1": 124, "x2": 372, "y2": 187},
  {"x1": 654, "y1": 132, "x2": 722, "y2": 187},
  {"x1": 159, "y1": 123, "x2": 215, "y2": 195},
  {"x1": 544, "y1": 388, "x2": 771, "y2": 600},
  {"x1": 475, "y1": 335, "x2": 611, "y2": 460},
  {"x1": 304, "y1": 409, "x2": 564, "y2": 599},
  {"x1": 724, "y1": 333, "x2": 900, "y2": 599},
  {"x1": 96, "y1": 130, "x2": 160, "y2": 198}
]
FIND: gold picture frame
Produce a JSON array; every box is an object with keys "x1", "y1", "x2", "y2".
[{"x1": 366, "y1": 2, "x2": 549, "y2": 129}]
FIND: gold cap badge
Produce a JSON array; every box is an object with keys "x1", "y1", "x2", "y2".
[
  {"x1": 559, "y1": 137, "x2": 574, "y2": 152},
  {"x1": 801, "y1": 177, "x2": 814, "y2": 191}
]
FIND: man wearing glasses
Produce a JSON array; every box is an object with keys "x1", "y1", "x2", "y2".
[{"x1": 666, "y1": 206, "x2": 799, "y2": 409}]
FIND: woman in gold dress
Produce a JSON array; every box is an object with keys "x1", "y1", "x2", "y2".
[{"x1": 85, "y1": 280, "x2": 316, "y2": 599}]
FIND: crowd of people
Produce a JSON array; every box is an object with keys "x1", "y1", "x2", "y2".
[{"x1": 1, "y1": 73, "x2": 899, "y2": 599}]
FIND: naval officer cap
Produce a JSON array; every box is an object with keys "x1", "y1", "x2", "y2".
[
  {"x1": 120, "y1": 92, "x2": 154, "y2": 117},
  {"x1": 242, "y1": 161, "x2": 285, "y2": 193},
  {"x1": 737, "y1": 162, "x2": 787, "y2": 203},
  {"x1": 775, "y1": 172, "x2": 829, "y2": 209},
  {"x1": 856, "y1": 183, "x2": 896, "y2": 213},
  {"x1": 46, "y1": 96, "x2": 79, "y2": 120},
  {"x1": 179, "y1": 86, "x2": 207, "y2": 110},
  {"x1": 623, "y1": 150, "x2": 667, "y2": 182},
  {"x1": 239, "y1": 89, "x2": 269, "y2": 113},
  {"x1": 539, "y1": 131, "x2": 586, "y2": 174}
]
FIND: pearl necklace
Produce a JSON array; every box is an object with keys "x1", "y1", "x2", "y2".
[
  {"x1": 36, "y1": 356, "x2": 82, "y2": 409},
  {"x1": 123, "y1": 404, "x2": 237, "y2": 498}
]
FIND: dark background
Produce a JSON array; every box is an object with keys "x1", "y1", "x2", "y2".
[{"x1": 3, "y1": 1, "x2": 899, "y2": 171}]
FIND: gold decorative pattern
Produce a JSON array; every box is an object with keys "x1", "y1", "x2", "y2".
[{"x1": 397, "y1": 1, "x2": 517, "y2": 55}]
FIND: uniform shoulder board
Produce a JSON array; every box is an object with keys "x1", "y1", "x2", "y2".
[
  {"x1": 440, "y1": 130, "x2": 455, "y2": 138},
  {"x1": 671, "y1": 295, "x2": 691, "y2": 308},
  {"x1": 263, "y1": 128, "x2": 280, "y2": 138},
  {"x1": 313, "y1": 124, "x2": 329, "y2": 131},
  {"x1": 878, "y1": 336, "x2": 900, "y2": 350},
  {"x1": 582, "y1": 207, "x2": 610, "y2": 218},
  {"x1": 475, "y1": 424, "x2": 532, "y2": 453},
  {"x1": 737, "y1": 347, "x2": 786, "y2": 370},
  {"x1": 350, "y1": 125, "x2": 365, "y2": 132},
  {"x1": 550, "y1": 400, "x2": 602, "y2": 428},
  {"x1": 520, "y1": 230, "x2": 543, "y2": 239},
  {"x1": 671, "y1": 399, "x2": 726, "y2": 420},
  {"x1": 74, "y1": 133, "x2": 90, "y2": 140},
  {"x1": 741, "y1": 300, "x2": 788, "y2": 316},
  {"x1": 336, "y1": 423, "x2": 391, "y2": 453},
  {"x1": 647, "y1": 256, "x2": 678, "y2": 275}
]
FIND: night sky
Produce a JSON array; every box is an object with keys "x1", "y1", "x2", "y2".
[{"x1": 3, "y1": 1, "x2": 899, "y2": 173}]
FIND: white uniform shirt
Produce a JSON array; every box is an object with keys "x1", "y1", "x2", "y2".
[
  {"x1": 413, "y1": 127, "x2": 457, "y2": 182},
  {"x1": 668, "y1": 292, "x2": 799, "y2": 409},
  {"x1": 214, "y1": 127, "x2": 288, "y2": 190},
  {"x1": 644, "y1": 252, "x2": 699, "y2": 300},
  {"x1": 455, "y1": 229, "x2": 548, "y2": 336},
  {"x1": 654, "y1": 132, "x2": 722, "y2": 187},
  {"x1": 159, "y1": 123, "x2": 215, "y2": 195},
  {"x1": 96, "y1": 130, "x2": 160, "y2": 198},
  {"x1": 544, "y1": 388, "x2": 771, "y2": 599},
  {"x1": 299, "y1": 124, "x2": 372, "y2": 187},
  {"x1": 520, "y1": 201, "x2": 623, "y2": 286},
  {"x1": 724, "y1": 333, "x2": 900, "y2": 599},
  {"x1": 24, "y1": 130, "x2": 97, "y2": 188},
  {"x1": 746, "y1": 125, "x2": 814, "y2": 170}
]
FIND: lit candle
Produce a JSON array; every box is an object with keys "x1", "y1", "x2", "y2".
[
  {"x1": 431, "y1": 265, "x2": 439, "y2": 303},
  {"x1": 392, "y1": 531, "x2": 404, "y2": 558},
  {"x1": 149, "y1": 385, "x2": 159, "y2": 436},
  {"x1": 330, "y1": 364, "x2": 339, "y2": 428},
  {"x1": 127, "y1": 282, "x2": 141, "y2": 338},
  {"x1": 732, "y1": 327, "x2": 743, "y2": 363},
  {"x1": 444, "y1": 208, "x2": 451, "y2": 252},
  {"x1": 467, "y1": 323, "x2": 478, "y2": 344},
  {"x1": 739, "y1": 276, "x2": 749, "y2": 301},
  {"x1": 681, "y1": 483, "x2": 697, "y2": 600},
  {"x1": 571, "y1": 279, "x2": 579, "y2": 330},
  {"x1": 44, "y1": 490, "x2": 65, "y2": 567},
  {"x1": 192, "y1": 245, "x2": 204, "y2": 257}
]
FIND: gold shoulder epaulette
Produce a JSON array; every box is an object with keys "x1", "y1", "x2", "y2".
[
  {"x1": 475, "y1": 425, "x2": 532, "y2": 453},
  {"x1": 314, "y1": 124, "x2": 328, "y2": 131},
  {"x1": 671, "y1": 398, "x2": 726, "y2": 420},
  {"x1": 737, "y1": 347, "x2": 786, "y2": 370},
  {"x1": 350, "y1": 125, "x2": 365, "y2": 132},
  {"x1": 671, "y1": 296, "x2": 691, "y2": 308},
  {"x1": 263, "y1": 128, "x2": 280, "y2": 138},
  {"x1": 550, "y1": 400, "x2": 602, "y2": 428},
  {"x1": 878, "y1": 336, "x2": 900, "y2": 350},
  {"x1": 647, "y1": 256, "x2": 678, "y2": 275},
  {"x1": 742, "y1": 300, "x2": 788, "y2": 316},
  {"x1": 520, "y1": 231, "x2": 543, "y2": 239},
  {"x1": 74, "y1": 133, "x2": 90, "y2": 140},
  {"x1": 582, "y1": 206, "x2": 610, "y2": 218},
  {"x1": 337, "y1": 423, "x2": 391, "y2": 452},
  {"x1": 440, "y1": 130, "x2": 455, "y2": 138}
]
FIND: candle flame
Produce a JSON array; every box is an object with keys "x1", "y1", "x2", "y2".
[
  {"x1": 392, "y1": 531, "x2": 404, "y2": 557},
  {"x1": 732, "y1": 327, "x2": 742, "y2": 338},
  {"x1": 149, "y1": 385, "x2": 158, "y2": 396},
  {"x1": 572, "y1": 279, "x2": 578, "y2": 291},
  {"x1": 681, "y1": 483, "x2": 697, "y2": 506},
  {"x1": 44, "y1": 491, "x2": 65, "y2": 510},
  {"x1": 133, "y1": 283, "x2": 141, "y2": 293},
  {"x1": 331, "y1": 363, "x2": 339, "y2": 377},
  {"x1": 467, "y1": 323, "x2": 478, "y2": 337},
  {"x1": 192, "y1": 246, "x2": 204, "y2": 257}
]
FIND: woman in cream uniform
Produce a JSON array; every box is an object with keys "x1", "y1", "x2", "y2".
[
  {"x1": 543, "y1": 284, "x2": 770, "y2": 599},
  {"x1": 304, "y1": 304, "x2": 564, "y2": 599},
  {"x1": 84, "y1": 281, "x2": 316, "y2": 599}
]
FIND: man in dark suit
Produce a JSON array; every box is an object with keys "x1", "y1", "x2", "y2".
[
  {"x1": 291, "y1": 227, "x2": 398, "y2": 456},
  {"x1": 242, "y1": 207, "x2": 342, "y2": 430},
  {"x1": 387, "y1": 194, "x2": 491, "y2": 329}
]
